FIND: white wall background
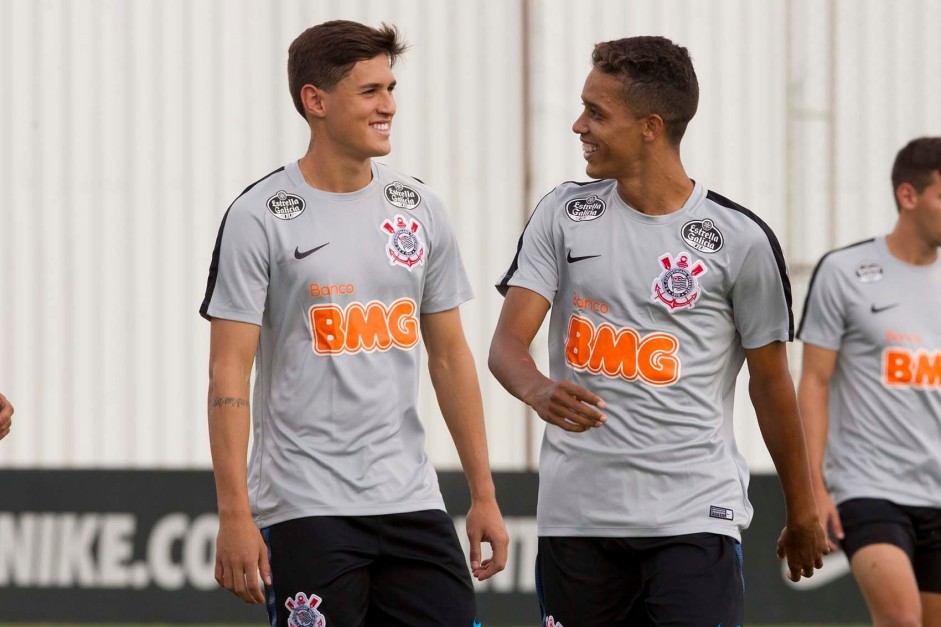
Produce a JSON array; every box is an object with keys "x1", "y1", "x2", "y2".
[{"x1": 1, "y1": 0, "x2": 938, "y2": 471}]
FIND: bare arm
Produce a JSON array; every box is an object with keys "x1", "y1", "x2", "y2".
[
  {"x1": 421, "y1": 307, "x2": 508, "y2": 581},
  {"x1": 208, "y1": 318, "x2": 269, "y2": 603},
  {"x1": 746, "y1": 341, "x2": 828, "y2": 581},
  {"x1": 0, "y1": 392, "x2": 12, "y2": 440},
  {"x1": 797, "y1": 342, "x2": 843, "y2": 549},
  {"x1": 488, "y1": 287, "x2": 605, "y2": 431}
]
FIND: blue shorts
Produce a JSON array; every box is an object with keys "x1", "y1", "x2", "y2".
[{"x1": 536, "y1": 532, "x2": 744, "y2": 626}]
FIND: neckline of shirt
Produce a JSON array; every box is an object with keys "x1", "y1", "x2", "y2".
[
  {"x1": 874, "y1": 235, "x2": 941, "y2": 272},
  {"x1": 609, "y1": 180, "x2": 706, "y2": 224},
  {"x1": 285, "y1": 160, "x2": 381, "y2": 202}
]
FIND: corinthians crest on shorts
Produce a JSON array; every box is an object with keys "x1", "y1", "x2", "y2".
[
  {"x1": 651, "y1": 252, "x2": 707, "y2": 312},
  {"x1": 285, "y1": 592, "x2": 326, "y2": 627},
  {"x1": 380, "y1": 214, "x2": 426, "y2": 270}
]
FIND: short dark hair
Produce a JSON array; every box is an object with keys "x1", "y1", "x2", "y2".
[
  {"x1": 891, "y1": 137, "x2": 941, "y2": 201},
  {"x1": 591, "y1": 36, "x2": 699, "y2": 145},
  {"x1": 287, "y1": 20, "x2": 407, "y2": 120}
]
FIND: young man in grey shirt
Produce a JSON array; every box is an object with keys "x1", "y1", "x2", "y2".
[
  {"x1": 201, "y1": 20, "x2": 507, "y2": 626},
  {"x1": 491, "y1": 35, "x2": 828, "y2": 625},
  {"x1": 799, "y1": 136, "x2": 941, "y2": 626}
]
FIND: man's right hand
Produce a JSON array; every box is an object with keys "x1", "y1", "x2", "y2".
[
  {"x1": 215, "y1": 515, "x2": 271, "y2": 603},
  {"x1": 775, "y1": 514, "x2": 829, "y2": 582},
  {"x1": 528, "y1": 379, "x2": 606, "y2": 432}
]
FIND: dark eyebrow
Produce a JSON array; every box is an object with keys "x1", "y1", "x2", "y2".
[
  {"x1": 582, "y1": 98, "x2": 604, "y2": 112},
  {"x1": 360, "y1": 80, "x2": 396, "y2": 91}
]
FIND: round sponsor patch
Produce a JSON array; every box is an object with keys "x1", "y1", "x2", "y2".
[
  {"x1": 855, "y1": 262, "x2": 885, "y2": 283},
  {"x1": 565, "y1": 195, "x2": 606, "y2": 222},
  {"x1": 681, "y1": 219, "x2": 724, "y2": 253},
  {"x1": 267, "y1": 191, "x2": 306, "y2": 220},
  {"x1": 384, "y1": 181, "x2": 422, "y2": 209}
]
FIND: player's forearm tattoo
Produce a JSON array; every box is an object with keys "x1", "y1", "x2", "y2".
[{"x1": 209, "y1": 396, "x2": 249, "y2": 410}]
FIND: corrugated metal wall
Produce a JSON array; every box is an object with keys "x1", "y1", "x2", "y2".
[{"x1": 1, "y1": 0, "x2": 938, "y2": 471}]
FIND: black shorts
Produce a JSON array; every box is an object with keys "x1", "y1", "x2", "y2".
[
  {"x1": 838, "y1": 497, "x2": 941, "y2": 593},
  {"x1": 261, "y1": 510, "x2": 477, "y2": 626},
  {"x1": 536, "y1": 533, "x2": 744, "y2": 627}
]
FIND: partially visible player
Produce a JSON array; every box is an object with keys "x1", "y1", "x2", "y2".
[
  {"x1": 798, "y1": 136, "x2": 941, "y2": 627},
  {"x1": 490, "y1": 35, "x2": 828, "y2": 625},
  {"x1": 0, "y1": 392, "x2": 12, "y2": 440},
  {"x1": 200, "y1": 20, "x2": 507, "y2": 626}
]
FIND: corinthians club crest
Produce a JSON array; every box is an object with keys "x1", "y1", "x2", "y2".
[
  {"x1": 380, "y1": 214, "x2": 425, "y2": 270},
  {"x1": 651, "y1": 252, "x2": 707, "y2": 312},
  {"x1": 285, "y1": 592, "x2": 326, "y2": 627}
]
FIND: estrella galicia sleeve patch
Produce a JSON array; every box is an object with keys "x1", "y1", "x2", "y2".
[
  {"x1": 681, "y1": 219, "x2": 724, "y2": 253},
  {"x1": 564, "y1": 195, "x2": 606, "y2": 222},
  {"x1": 384, "y1": 181, "x2": 422, "y2": 209},
  {"x1": 855, "y1": 262, "x2": 885, "y2": 283},
  {"x1": 267, "y1": 190, "x2": 306, "y2": 220}
]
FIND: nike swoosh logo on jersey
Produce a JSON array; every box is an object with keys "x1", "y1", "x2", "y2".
[
  {"x1": 294, "y1": 243, "x2": 329, "y2": 259},
  {"x1": 567, "y1": 251, "x2": 601, "y2": 263},
  {"x1": 870, "y1": 303, "x2": 899, "y2": 314}
]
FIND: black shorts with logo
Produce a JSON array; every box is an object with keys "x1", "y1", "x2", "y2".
[
  {"x1": 536, "y1": 533, "x2": 744, "y2": 627},
  {"x1": 838, "y1": 497, "x2": 941, "y2": 593},
  {"x1": 261, "y1": 509, "x2": 478, "y2": 627}
]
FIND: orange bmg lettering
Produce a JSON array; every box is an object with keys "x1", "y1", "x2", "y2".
[
  {"x1": 564, "y1": 314, "x2": 680, "y2": 386},
  {"x1": 883, "y1": 347, "x2": 941, "y2": 388},
  {"x1": 309, "y1": 298, "x2": 419, "y2": 355}
]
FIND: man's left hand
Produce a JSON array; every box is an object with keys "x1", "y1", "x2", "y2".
[{"x1": 466, "y1": 496, "x2": 509, "y2": 581}]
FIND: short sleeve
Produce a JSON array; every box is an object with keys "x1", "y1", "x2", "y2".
[
  {"x1": 420, "y1": 204, "x2": 473, "y2": 313},
  {"x1": 797, "y1": 255, "x2": 846, "y2": 351},
  {"x1": 199, "y1": 202, "x2": 269, "y2": 325},
  {"x1": 729, "y1": 232, "x2": 794, "y2": 349},
  {"x1": 495, "y1": 189, "x2": 560, "y2": 302}
]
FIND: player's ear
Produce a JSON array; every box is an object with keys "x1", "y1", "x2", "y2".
[
  {"x1": 301, "y1": 84, "x2": 327, "y2": 120},
  {"x1": 895, "y1": 182, "x2": 918, "y2": 211},
  {"x1": 643, "y1": 113, "x2": 664, "y2": 143}
]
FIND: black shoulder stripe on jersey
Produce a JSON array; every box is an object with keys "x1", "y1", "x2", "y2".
[
  {"x1": 496, "y1": 188, "x2": 559, "y2": 296},
  {"x1": 706, "y1": 189, "x2": 795, "y2": 340},
  {"x1": 796, "y1": 237, "x2": 875, "y2": 338},
  {"x1": 199, "y1": 166, "x2": 285, "y2": 321}
]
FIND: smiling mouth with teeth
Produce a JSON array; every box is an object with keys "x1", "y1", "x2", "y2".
[
  {"x1": 582, "y1": 142, "x2": 598, "y2": 157},
  {"x1": 373, "y1": 122, "x2": 391, "y2": 131}
]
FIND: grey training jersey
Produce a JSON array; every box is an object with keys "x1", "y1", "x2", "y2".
[
  {"x1": 498, "y1": 180, "x2": 793, "y2": 540},
  {"x1": 201, "y1": 160, "x2": 473, "y2": 527},
  {"x1": 798, "y1": 236, "x2": 941, "y2": 508}
]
